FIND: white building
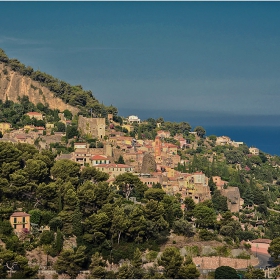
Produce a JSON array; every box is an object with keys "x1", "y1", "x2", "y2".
[
  {"x1": 90, "y1": 155, "x2": 110, "y2": 166},
  {"x1": 127, "y1": 115, "x2": 141, "y2": 124},
  {"x1": 249, "y1": 147, "x2": 260, "y2": 155}
]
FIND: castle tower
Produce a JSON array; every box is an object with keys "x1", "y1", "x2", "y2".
[{"x1": 155, "y1": 136, "x2": 162, "y2": 158}]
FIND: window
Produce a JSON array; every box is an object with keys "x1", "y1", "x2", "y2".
[
  {"x1": 23, "y1": 217, "x2": 25, "y2": 223},
  {"x1": 14, "y1": 217, "x2": 17, "y2": 223}
]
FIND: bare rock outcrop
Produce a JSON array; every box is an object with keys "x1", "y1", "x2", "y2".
[
  {"x1": 0, "y1": 63, "x2": 79, "y2": 115},
  {"x1": 141, "y1": 153, "x2": 156, "y2": 174}
]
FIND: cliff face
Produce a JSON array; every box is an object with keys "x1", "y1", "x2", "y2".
[{"x1": 0, "y1": 63, "x2": 79, "y2": 114}]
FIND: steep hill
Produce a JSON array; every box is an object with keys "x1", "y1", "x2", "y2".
[
  {"x1": 0, "y1": 62, "x2": 79, "y2": 115},
  {"x1": 0, "y1": 48, "x2": 117, "y2": 118}
]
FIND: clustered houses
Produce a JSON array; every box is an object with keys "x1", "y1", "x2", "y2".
[
  {"x1": 1, "y1": 113, "x2": 246, "y2": 211},
  {"x1": 216, "y1": 136, "x2": 244, "y2": 147}
]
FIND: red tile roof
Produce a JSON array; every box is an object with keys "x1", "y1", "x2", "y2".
[
  {"x1": 95, "y1": 163, "x2": 133, "y2": 168},
  {"x1": 27, "y1": 112, "x2": 42, "y2": 115},
  {"x1": 11, "y1": 212, "x2": 30, "y2": 217},
  {"x1": 91, "y1": 155, "x2": 108, "y2": 160}
]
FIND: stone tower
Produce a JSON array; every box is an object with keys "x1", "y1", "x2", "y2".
[{"x1": 155, "y1": 136, "x2": 162, "y2": 157}]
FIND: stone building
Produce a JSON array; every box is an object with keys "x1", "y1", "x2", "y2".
[{"x1": 78, "y1": 115, "x2": 106, "y2": 139}]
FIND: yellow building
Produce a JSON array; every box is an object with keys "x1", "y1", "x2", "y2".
[
  {"x1": 122, "y1": 124, "x2": 133, "y2": 132},
  {"x1": 10, "y1": 212, "x2": 31, "y2": 234},
  {"x1": 0, "y1": 122, "x2": 11, "y2": 134}
]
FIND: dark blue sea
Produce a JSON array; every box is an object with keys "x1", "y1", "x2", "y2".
[
  {"x1": 205, "y1": 125, "x2": 280, "y2": 156},
  {"x1": 119, "y1": 108, "x2": 280, "y2": 156}
]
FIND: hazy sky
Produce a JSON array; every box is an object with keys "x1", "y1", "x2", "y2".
[{"x1": 1, "y1": 1, "x2": 280, "y2": 126}]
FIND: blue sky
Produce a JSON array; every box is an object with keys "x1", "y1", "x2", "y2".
[{"x1": 1, "y1": 1, "x2": 280, "y2": 126}]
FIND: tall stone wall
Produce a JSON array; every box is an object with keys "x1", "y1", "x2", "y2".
[
  {"x1": 78, "y1": 115, "x2": 105, "y2": 139},
  {"x1": 192, "y1": 256, "x2": 258, "y2": 270}
]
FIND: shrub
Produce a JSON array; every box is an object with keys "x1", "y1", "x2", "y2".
[
  {"x1": 215, "y1": 266, "x2": 238, "y2": 279},
  {"x1": 199, "y1": 229, "x2": 216, "y2": 241}
]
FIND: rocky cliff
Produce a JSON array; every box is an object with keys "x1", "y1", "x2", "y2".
[
  {"x1": 0, "y1": 63, "x2": 79, "y2": 115},
  {"x1": 141, "y1": 153, "x2": 157, "y2": 173}
]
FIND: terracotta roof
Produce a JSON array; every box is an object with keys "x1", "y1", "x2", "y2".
[
  {"x1": 91, "y1": 155, "x2": 108, "y2": 160},
  {"x1": 164, "y1": 143, "x2": 177, "y2": 147},
  {"x1": 16, "y1": 134, "x2": 27, "y2": 139},
  {"x1": 95, "y1": 163, "x2": 133, "y2": 168},
  {"x1": 11, "y1": 212, "x2": 30, "y2": 217},
  {"x1": 27, "y1": 112, "x2": 42, "y2": 115}
]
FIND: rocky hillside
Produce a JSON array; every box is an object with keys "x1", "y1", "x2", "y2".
[{"x1": 0, "y1": 62, "x2": 79, "y2": 115}]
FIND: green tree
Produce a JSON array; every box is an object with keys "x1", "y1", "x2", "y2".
[
  {"x1": 0, "y1": 48, "x2": 9, "y2": 62},
  {"x1": 144, "y1": 188, "x2": 165, "y2": 202},
  {"x1": 224, "y1": 150, "x2": 244, "y2": 164},
  {"x1": 161, "y1": 195, "x2": 183, "y2": 227},
  {"x1": 177, "y1": 258, "x2": 200, "y2": 279},
  {"x1": 56, "y1": 121, "x2": 66, "y2": 132},
  {"x1": 268, "y1": 237, "x2": 280, "y2": 261},
  {"x1": 208, "y1": 176, "x2": 217, "y2": 194},
  {"x1": 89, "y1": 252, "x2": 107, "y2": 279},
  {"x1": 63, "y1": 109, "x2": 73, "y2": 120},
  {"x1": 114, "y1": 173, "x2": 148, "y2": 200},
  {"x1": 214, "y1": 266, "x2": 238, "y2": 279},
  {"x1": 194, "y1": 126, "x2": 206, "y2": 138},
  {"x1": 127, "y1": 206, "x2": 147, "y2": 243},
  {"x1": 158, "y1": 247, "x2": 183, "y2": 278},
  {"x1": 132, "y1": 248, "x2": 142, "y2": 268},
  {"x1": 51, "y1": 159, "x2": 80, "y2": 183},
  {"x1": 84, "y1": 212, "x2": 111, "y2": 244},
  {"x1": 172, "y1": 219, "x2": 195, "y2": 237},
  {"x1": 184, "y1": 197, "x2": 196, "y2": 220},
  {"x1": 117, "y1": 263, "x2": 135, "y2": 279},
  {"x1": 117, "y1": 155, "x2": 125, "y2": 164},
  {"x1": 66, "y1": 125, "x2": 79, "y2": 140},
  {"x1": 111, "y1": 206, "x2": 130, "y2": 244},
  {"x1": 54, "y1": 246, "x2": 86, "y2": 279},
  {"x1": 0, "y1": 220, "x2": 13, "y2": 236},
  {"x1": 39, "y1": 230, "x2": 55, "y2": 245},
  {"x1": 144, "y1": 199, "x2": 169, "y2": 240},
  {"x1": 212, "y1": 190, "x2": 228, "y2": 212},
  {"x1": 80, "y1": 166, "x2": 109, "y2": 183},
  {"x1": 193, "y1": 204, "x2": 216, "y2": 228},
  {"x1": 25, "y1": 159, "x2": 49, "y2": 183},
  {"x1": 244, "y1": 265, "x2": 265, "y2": 279}
]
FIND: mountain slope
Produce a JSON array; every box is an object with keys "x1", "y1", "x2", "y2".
[
  {"x1": 0, "y1": 49, "x2": 117, "y2": 118},
  {"x1": 0, "y1": 62, "x2": 79, "y2": 115}
]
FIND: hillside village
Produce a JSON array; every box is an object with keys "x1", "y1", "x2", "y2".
[
  {"x1": 0, "y1": 111, "x2": 260, "y2": 213},
  {"x1": 2, "y1": 50, "x2": 280, "y2": 279}
]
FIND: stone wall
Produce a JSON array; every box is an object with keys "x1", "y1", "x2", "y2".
[
  {"x1": 78, "y1": 115, "x2": 105, "y2": 139},
  {"x1": 192, "y1": 256, "x2": 258, "y2": 270}
]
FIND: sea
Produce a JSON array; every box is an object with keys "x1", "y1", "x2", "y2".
[
  {"x1": 205, "y1": 125, "x2": 280, "y2": 156},
  {"x1": 119, "y1": 108, "x2": 280, "y2": 156}
]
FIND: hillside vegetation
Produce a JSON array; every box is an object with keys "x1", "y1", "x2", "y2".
[
  {"x1": 1, "y1": 48, "x2": 280, "y2": 279},
  {"x1": 0, "y1": 48, "x2": 117, "y2": 118}
]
